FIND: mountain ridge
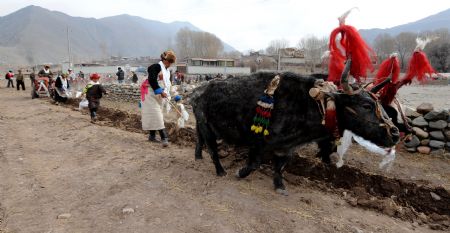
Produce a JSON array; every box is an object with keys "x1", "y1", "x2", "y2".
[
  {"x1": 359, "y1": 8, "x2": 450, "y2": 44},
  {"x1": 0, "y1": 5, "x2": 236, "y2": 65}
]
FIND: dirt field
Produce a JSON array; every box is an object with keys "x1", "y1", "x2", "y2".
[{"x1": 0, "y1": 85, "x2": 449, "y2": 233}]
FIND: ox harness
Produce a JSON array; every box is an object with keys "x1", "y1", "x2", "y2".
[{"x1": 309, "y1": 80, "x2": 340, "y2": 138}]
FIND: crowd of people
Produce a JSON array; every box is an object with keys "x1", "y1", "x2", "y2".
[{"x1": 3, "y1": 50, "x2": 190, "y2": 148}]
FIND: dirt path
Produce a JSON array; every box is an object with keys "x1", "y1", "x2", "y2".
[{"x1": 0, "y1": 88, "x2": 444, "y2": 233}]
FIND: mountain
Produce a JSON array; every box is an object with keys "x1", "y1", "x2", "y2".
[
  {"x1": 0, "y1": 5, "x2": 237, "y2": 65},
  {"x1": 360, "y1": 8, "x2": 450, "y2": 44}
]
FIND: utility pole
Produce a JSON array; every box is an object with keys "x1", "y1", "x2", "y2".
[
  {"x1": 277, "y1": 49, "x2": 281, "y2": 71},
  {"x1": 67, "y1": 26, "x2": 72, "y2": 68}
]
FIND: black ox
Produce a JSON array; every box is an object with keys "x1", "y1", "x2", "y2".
[{"x1": 190, "y1": 69, "x2": 399, "y2": 194}]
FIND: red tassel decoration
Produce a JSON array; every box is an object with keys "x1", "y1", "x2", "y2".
[
  {"x1": 325, "y1": 109, "x2": 339, "y2": 137},
  {"x1": 374, "y1": 56, "x2": 400, "y2": 84},
  {"x1": 328, "y1": 25, "x2": 375, "y2": 85},
  {"x1": 374, "y1": 56, "x2": 400, "y2": 105},
  {"x1": 401, "y1": 51, "x2": 436, "y2": 85}
]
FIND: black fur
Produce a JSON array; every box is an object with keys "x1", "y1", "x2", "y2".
[{"x1": 190, "y1": 72, "x2": 399, "y2": 192}]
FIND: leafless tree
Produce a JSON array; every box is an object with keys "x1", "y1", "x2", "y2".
[
  {"x1": 297, "y1": 35, "x2": 328, "y2": 72},
  {"x1": 395, "y1": 32, "x2": 416, "y2": 70},
  {"x1": 221, "y1": 51, "x2": 242, "y2": 59},
  {"x1": 424, "y1": 28, "x2": 450, "y2": 72},
  {"x1": 373, "y1": 33, "x2": 395, "y2": 62},
  {"x1": 175, "y1": 28, "x2": 224, "y2": 59},
  {"x1": 265, "y1": 39, "x2": 290, "y2": 55}
]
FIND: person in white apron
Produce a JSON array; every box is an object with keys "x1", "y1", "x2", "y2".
[{"x1": 140, "y1": 50, "x2": 176, "y2": 147}]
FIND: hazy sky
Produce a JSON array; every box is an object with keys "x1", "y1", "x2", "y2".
[{"x1": 1, "y1": 0, "x2": 449, "y2": 52}]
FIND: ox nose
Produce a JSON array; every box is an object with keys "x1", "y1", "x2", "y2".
[{"x1": 391, "y1": 126, "x2": 400, "y2": 143}]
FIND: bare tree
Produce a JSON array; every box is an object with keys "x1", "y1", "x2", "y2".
[
  {"x1": 297, "y1": 35, "x2": 328, "y2": 72},
  {"x1": 424, "y1": 28, "x2": 450, "y2": 72},
  {"x1": 395, "y1": 32, "x2": 417, "y2": 70},
  {"x1": 373, "y1": 33, "x2": 395, "y2": 62},
  {"x1": 265, "y1": 39, "x2": 290, "y2": 55},
  {"x1": 222, "y1": 51, "x2": 242, "y2": 59},
  {"x1": 175, "y1": 28, "x2": 224, "y2": 59}
]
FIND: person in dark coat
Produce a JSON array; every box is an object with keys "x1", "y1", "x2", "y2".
[
  {"x1": 54, "y1": 73, "x2": 70, "y2": 103},
  {"x1": 38, "y1": 65, "x2": 53, "y2": 78},
  {"x1": 83, "y1": 73, "x2": 107, "y2": 122},
  {"x1": 16, "y1": 69, "x2": 25, "y2": 91},
  {"x1": 116, "y1": 67, "x2": 125, "y2": 84},
  {"x1": 131, "y1": 71, "x2": 138, "y2": 84}
]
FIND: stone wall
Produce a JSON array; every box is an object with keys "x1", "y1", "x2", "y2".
[
  {"x1": 404, "y1": 103, "x2": 450, "y2": 154},
  {"x1": 103, "y1": 84, "x2": 141, "y2": 102},
  {"x1": 102, "y1": 83, "x2": 199, "y2": 102}
]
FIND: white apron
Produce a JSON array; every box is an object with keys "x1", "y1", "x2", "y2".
[{"x1": 141, "y1": 61, "x2": 170, "y2": 130}]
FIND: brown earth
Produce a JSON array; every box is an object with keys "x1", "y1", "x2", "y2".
[{"x1": 0, "y1": 85, "x2": 449, "y2": 233}]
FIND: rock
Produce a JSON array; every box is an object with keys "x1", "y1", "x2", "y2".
[
  {"x1": 418, "y1": 212, "x2": 428, "y2": 223},
  {"x1": 406, "y1": 147, "x2": 417, "y2": 153},
  {"x1": 417, "y1": 146, "x2": 431, "y2": 154},
  {"x1": 445, "y1": 130, "x2": 450, "y2": 141},
  {"x1": 351, "y1": 227, "x2": 364, "y2": 233},
  {"x1": 412, "y1": 127, "x2": 429, "y2": 139},
  {"x1": 420, "y1": 139, "x2": 430, "y2": 146},
  {"x1": 122, "y1": 207, "x2": 135, "y2": 214},
  {"x1": 405, "y1": 107, "x2": 422, "y2": 119},
  {"x1": 430, "y1": 131, "x2": 445, "y2": 140},
  {"x1": 429, "y1": 120, "x2": 447, "y2": 130},
  {"x1": 430, "y1": 149, "x2": 445, "y2": 156},
  {"x1": 57, "y1": 213, "x2": 71, "y2": 219},
  {"x1": 430, "y1": 192, "x2": 441, "y2": 201},
  {"x1": 424, "y1": 110, "x2": 449, "y2": 121},
  {"x1": 429, "y1": 140, "x2": 445, "y2": 149},
  {"x1": 404, "y1": 135, "x2": 420, "y2": 148},
  {"x1": 416, "y1": 103, "x2": 433, "y2": 114},
  {"x1": 412, "y1": 116, "x2": 428, "y2": 127}
]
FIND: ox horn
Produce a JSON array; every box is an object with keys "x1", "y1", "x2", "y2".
[
  {"x1": 340, "y1": 57, "x2": 352, "y2": 94},
  {"x1": 370, "y1": 75, "x2": 392, "y2": 93}
]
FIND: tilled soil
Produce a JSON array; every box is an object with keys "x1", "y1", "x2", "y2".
[{"x1": 0, "y1": 87, "x2": 449, "y2": 232}]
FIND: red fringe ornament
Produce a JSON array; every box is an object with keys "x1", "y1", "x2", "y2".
[
  {"x1": 328, "y1": 25, "x2": 375, "y2": 85},
  {"x1": 325, "y1": 109, "x2": 338, "y2": 136},
  {"x1": 401, "y1": 51, "x2": 436, "y2": 85},
  {"x1": 374, "y1": 56, "x2": 400, "y2": 105}
]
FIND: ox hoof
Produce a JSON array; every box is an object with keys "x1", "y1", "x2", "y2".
[
  {"x1": 236, "y1": 167, "x2": 253, "y2": 178},
  {"x1": 235, "y1": 169, "x2": 242, "y2": 179},
  {"x1": 195, "y1": 156, "x2": 203, "y2": 161},
  {"x1": 276, "y1": 188, "x2": 289, "y2": 196}
]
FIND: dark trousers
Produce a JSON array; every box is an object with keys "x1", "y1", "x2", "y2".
[
  {"x1": 16, "y1": 80, "x2": 25, "y2": 90},
  {"x1": 6, "y1": 79, "x2": 14, "y2": 88},
  {"x1": 149, "y1": 129, "x2": 168, "y2": 140},
  {"x1": 89, "y1": 108, "x2": 98, "y2": 119}
]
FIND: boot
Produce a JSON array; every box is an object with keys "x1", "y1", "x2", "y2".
[
  {"x1": 159, "y1": 129, "x2": 169, "y2": 147},
  {"x1": 148, "y1": 130, "x2": 160, "y2": 142}
]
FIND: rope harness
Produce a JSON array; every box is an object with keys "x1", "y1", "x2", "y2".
[
  {"x1": 309, "y1": 80, "x2": 340, "y2": 138},
  {"x1": 309, "y1": 80, "x2": 396, "y2": 140}
]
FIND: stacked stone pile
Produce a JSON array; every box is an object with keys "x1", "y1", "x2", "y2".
[
  {"x1": 404, "y1": 103, "x2": 450, "y2": 154},
  {"x1": 102, "y1": 83, "x2": 199, "y2": 103},
  {"x1": 103, "y1": 84, "x2": 141, "y2": 102}
]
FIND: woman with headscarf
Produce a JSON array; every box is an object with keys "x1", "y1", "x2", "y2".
[{"x1": 141, "y1": 50, "x2": 176, "y2": 147}]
